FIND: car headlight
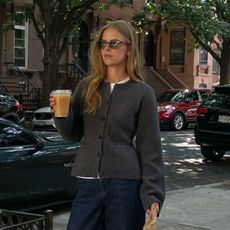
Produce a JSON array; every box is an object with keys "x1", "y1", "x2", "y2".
[{"x1": 158, "y1": 105, "x2": 173, "y2": 112}]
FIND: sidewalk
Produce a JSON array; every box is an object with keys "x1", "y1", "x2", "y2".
[{"x1": 53, "y1": 181, "x2": 230, "y2": 230}]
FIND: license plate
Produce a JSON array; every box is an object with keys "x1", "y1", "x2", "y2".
[
  {"x1": 218, "y1": 115, "x2": 230, "y2": 124},
  {"x1": 39, "y1": 121, "x2": 46, "y2": 126}
]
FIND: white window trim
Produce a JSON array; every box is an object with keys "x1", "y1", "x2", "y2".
[{"x1": 14, "y1": 13, "x2": 28, "y2": 69}]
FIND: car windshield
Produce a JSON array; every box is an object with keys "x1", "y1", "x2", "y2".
[
  {"x1": 201, "y1": 92, "x2": 230, "y2": 114},
  {"x1": 0, "y1": 95, "x2": 15, "y2": 103},
  {"x1": 157, "y1": 91, "x2": 189, "y2": 103}
]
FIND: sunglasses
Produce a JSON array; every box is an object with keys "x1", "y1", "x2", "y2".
[{"x1": 97, "y1": 39, "x2": 130, "y2": 49}]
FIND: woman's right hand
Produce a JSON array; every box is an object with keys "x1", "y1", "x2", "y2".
[{"x1": 49, "y1": 94, "x2": 56, "y2": 114}]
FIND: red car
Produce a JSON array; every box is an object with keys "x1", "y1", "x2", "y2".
[{"x1": 157, "y1": 89, "x2": 212, "y2": 130}]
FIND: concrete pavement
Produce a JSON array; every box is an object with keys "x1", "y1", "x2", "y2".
[{"x1": 53, "y1": 180, "x2": 230, "y2": 230}]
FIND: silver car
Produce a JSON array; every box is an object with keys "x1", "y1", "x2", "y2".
[{"x1": 32, "y1": 106, "x2": 56, "y2": 131}]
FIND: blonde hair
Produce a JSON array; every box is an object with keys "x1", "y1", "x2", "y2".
[{"x1": 83, "y1": 20, "x2": 144, "y2": 113}]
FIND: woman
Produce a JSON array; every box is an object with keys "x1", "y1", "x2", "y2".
[{"x1": 50, "y1": 20, "x2": 165, "y2": 230}]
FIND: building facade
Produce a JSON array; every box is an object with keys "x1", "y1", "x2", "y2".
[{"x1": 0, "y1": 0, "x2": 219, "y2": 111}]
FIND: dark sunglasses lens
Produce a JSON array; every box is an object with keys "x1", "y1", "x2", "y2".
[
  {"x1": 110, "y1": 40, "x2": 119, "y2": 48},
  {"x1": 98, "y1": 41, "x2": 106, "y2": 48}
]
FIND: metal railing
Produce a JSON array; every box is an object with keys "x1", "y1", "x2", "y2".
[
  {"x1": 0, "y1": 81, "x2": 11, "y2": 94},
  {"x1": 4, "y1": 62, "x2": 41, "y2": 111},
  {"x1": 4, "y1": 62, "x2": 36, "y2": 96},
  {"x1": 0, "y1": 209, "x2": 53, "y2": 230},
  {"x1": 68, "y1": 57, "x2": 87, "y2": 80}
]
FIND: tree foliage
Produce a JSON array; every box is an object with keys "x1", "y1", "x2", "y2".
[{"x1": 137, "y1": 0, "x2": 230, "y2": 85}]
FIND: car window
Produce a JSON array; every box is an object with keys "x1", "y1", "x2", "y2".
[
  {"x1": 0, "y1": 123, "x2": 33, "y2": 147},
  {"x1": 171, "y1": 92, "x2": 190, "y2": 102},
  {"x1": 201, "y1": 93, "x2": 230, "y2": 112},
  {"x1": 157, "y1": 91, "x2": 189, "y2": 102},
  {"x1": 187, "y1": 92, "x2": 199, "y2": 101},
  {"x1": 157, "y1": 91, "x2": 178, "y2": 102},
  {"x1": 0, "y1": 94, "x2": 15, "y2": 103},
  {"x1": 199, "y1": 91, "x2": 210, "y2": 100}
]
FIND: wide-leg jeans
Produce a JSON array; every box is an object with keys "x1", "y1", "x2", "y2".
[{"x1": 67, "y1": 178, "x2": 145, "y2": 230}]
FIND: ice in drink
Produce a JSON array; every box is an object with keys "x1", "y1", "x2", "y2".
[{"x1": 51, "y1": 89, "x2": 71, "y2": 117}]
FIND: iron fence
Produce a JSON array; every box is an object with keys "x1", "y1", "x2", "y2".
[{"x1": 0, "y1": 209, "x2": 53, "y2": 230}]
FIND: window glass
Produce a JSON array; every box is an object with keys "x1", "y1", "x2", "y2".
[
  {"x1": 170, "y1": 31, "x2": 185, "y2": 65},
  {"x1": 0, "y1": 123, "x2": 32, "y2": 147},
  {"x1": 202, "y1": 93, "x2": 230, "y2": 112},
  {"x1": 157, "y1": 91, "x2": 189, "y2": 102},
  {"x1": 199, "y1": 49, "x2": 208, "y2": 65},
  {"x1": 14, "y1": 12, "x2": 27, "y2": 68},
  {"x1": 187, "y1": 92, "x2": 199, "y2": 101},
  {"x1": 0, "y1": 94, "x2": 15, "y2": 103},
  {"x1": 199, "y1": 91, "x2": 210, "y2": 100}
]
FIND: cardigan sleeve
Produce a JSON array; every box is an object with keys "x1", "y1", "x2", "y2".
[
  {"x1": 53, "y1": 80, "x2": 85, "y2": 142},
  {"x1": 136, "y1": 86, "x2": 165, "y2": 212}
]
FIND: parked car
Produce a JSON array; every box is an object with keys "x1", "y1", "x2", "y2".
[
  {"x1": 157, "y1": 88, "x2": 211, "y2": 130},
  {"x1": 194, "y1": 84, "x2": 230, "y2": 161},
  {"x1": 32, "y1": 106, "x2": 55, "y2": 131},
  {"x1": 0, "y1": 118, "x2": 80, "y2": 210},
  {"x1": 0, "y1": 93, "x2": 24, "y2": 124}
]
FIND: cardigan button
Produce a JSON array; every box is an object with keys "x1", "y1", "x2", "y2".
[
  {"x1": 101, "y1": 116, "x2": 105, "y2": 121},
  {"x1": 99, "y1": 135, "x2": 102, "y2": 139}
]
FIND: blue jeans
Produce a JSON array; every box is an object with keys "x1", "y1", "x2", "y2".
[{"x1": 67, "y1": 178, "x2": 145, "y2": 230}]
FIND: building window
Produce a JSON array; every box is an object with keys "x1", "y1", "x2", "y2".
[
  {"x1": 14, "y1": 12, "x2": 28, "y2": 68},
  {"x1": 199, "y1": 49, "x2": 208, "y2": 65},
  {"x1": 170, "y1": 31, "x2": 185, "y2": 65}
]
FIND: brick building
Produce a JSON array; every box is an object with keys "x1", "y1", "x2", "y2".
[{"x1": 0, "y1": 0, "x2": 219, "y2": 112}]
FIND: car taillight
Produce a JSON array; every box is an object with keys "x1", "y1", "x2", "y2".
[
  {"x1": 16, "y1": 101, "x2": 23, "y2": 110},
  {"x1": 197, "y1": 107, "x2": 208, "y2": 114}
]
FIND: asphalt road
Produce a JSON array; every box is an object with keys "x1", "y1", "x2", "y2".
[{"x1": 161, "y1": 129, "x2": 230, "y2": 191}]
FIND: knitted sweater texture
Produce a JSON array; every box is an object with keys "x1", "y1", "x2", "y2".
[{"x1": 54, "y1": 79, "x2": 165, "y2": 211}]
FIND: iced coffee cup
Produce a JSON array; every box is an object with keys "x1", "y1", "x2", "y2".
[{"x1": 51, "y1": 89, "x2": 72, "y2": 118}]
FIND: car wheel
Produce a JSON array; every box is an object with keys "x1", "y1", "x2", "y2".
[
  {"x1": 171, "y1": 113, "x2": 185, "y2": 130},
  {"x1": 200, "y1": 146, "x2": 225, "y2": 161}
]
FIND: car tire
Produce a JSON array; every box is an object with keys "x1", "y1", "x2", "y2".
[
  {"x1": 171, "y1": 113, "x2": 185, "y2": 131},
  {"x1": 200, "y1": 146, "x2": 225, "y2": 161}
]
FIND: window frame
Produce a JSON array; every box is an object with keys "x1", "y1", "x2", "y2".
[
  {"x1": 169, "y1": 31, "x2": 185, "y2": 65},
  {"x1": 199, "y1": 48, "x2": 208, "y2": 65},
  {"x1": 14, "y1": 12, "x2": 28, "y2": 69}
]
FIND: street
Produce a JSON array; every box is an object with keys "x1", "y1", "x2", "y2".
[
  {"x1": 53, "y1": 129, "x2": 230, "y2": 229},
  {"x1": 161, "y1": 129, "x2": 230, "y2": 191}
]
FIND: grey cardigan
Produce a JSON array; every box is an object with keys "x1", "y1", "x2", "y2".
[{"x1": 54, "y1": 79, "x2": 165, "y2": 211}]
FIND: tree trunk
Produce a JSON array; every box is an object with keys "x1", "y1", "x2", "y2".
[
  {"x1": 41, "y1": 54, "x2": 59, "y2": 106},
  {"x1": 220, "y1": 39, "x2": 230, "y2": 85}
]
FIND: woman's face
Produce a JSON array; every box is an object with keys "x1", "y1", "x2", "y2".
[{"x1": 99, "y1": 27, "x2": 130, "y2": 68}]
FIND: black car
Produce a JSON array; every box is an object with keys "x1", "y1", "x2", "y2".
[
  {"x1": 0, "y1": 118, "x2": 80, "y2": 210},
  {"x1": 0, "y1": 93, "x2": 25, "y2": 124},
  {"x1": 194, "y1": 84, "x2": 230, "y2": 161}
]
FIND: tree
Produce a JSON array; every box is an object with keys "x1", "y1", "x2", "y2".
[
  {"x1": 137, "y1": 0, "x2": 230, "y2": 85},
  {"x1": 21, "y1": 0, "x2": 127, "y2": 105}
]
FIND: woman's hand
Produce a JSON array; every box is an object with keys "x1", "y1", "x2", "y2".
[
  {"x1": 146, "y1": 202, "x2": 159, "y2": 220},
  {"x1": 49, "y1": 94, "x2": 56, "y2": 114}
]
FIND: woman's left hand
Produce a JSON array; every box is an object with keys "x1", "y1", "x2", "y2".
[{"x1": 146, "y1": 202, "x2": 159, "y2": 218}]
